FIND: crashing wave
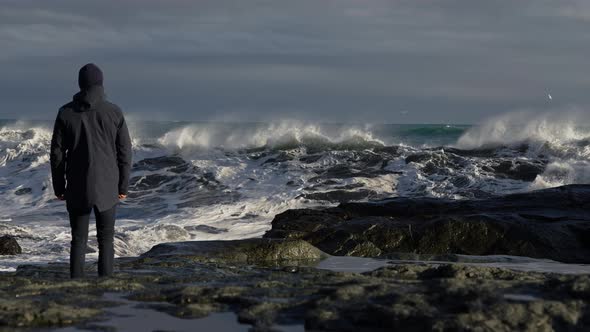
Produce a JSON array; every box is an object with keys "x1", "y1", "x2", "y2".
[
  {"x1": 456, "y1": 111, "x2": 590, "y2": 152},
  {"x1": 157, "y1": 121, "x2": 385, "y2": 152}
]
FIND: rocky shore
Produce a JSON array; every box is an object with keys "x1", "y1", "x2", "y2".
[
  {"x1": 2, "y1": 239, "x2": 590, "y2": 331},
  {"x1": 265, "y1": 185, "x2": 590, "y2": 263},
  {"x1": 1, "y1": 185, "x2": 589, "y2": 331}
]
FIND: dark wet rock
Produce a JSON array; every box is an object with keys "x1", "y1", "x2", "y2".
[
  {"x1": 265, "y1": 185, "x2": 590, "y2": 263},
  {"x1": 306, "y1": 264, "x2": 590, "y2": 331},
  {"x1": 14, "y1": 187, "x2": 32, "y2": 195},
  {"x1": 0, "y1": 236, "x2": 22, "y2": 255},
  {"x1": 0, "y1": 298, "x2": 102, "y2": 327},
  {"x1": 301, "y1": 189, "x2": 377, "y2": 203},
  {"x1": 490, "y1": 159, "x2": 546, "y2": 182},
  {"x1": 2, "y1": 252, "x2": 590, "y2": 331},
  {"x1": 465, "y1": 188, "x2": 495, "y2": 199},
  {"x1": 140, "y1": 238, "x2": 328, "y2": 264}
]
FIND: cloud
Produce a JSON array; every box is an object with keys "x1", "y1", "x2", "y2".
[{"x1": 0, "y1": 0, "x2": 589, "y2": 123}]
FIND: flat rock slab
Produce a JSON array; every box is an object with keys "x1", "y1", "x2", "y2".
[
  {"x1": 140, "y1": 238, "x2": 328, "y2": 264},
  {"x1": 264, "y1": 185, "x2": 590, "y2": 263}
]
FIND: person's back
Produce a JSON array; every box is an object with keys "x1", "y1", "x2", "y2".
[{"x1": 50, "y1": 63, "x2": 132, "y2": 278}]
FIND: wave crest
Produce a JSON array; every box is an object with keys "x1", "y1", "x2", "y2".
[
  {"x1": 456, "y1": 111, "x2": 590, "y2": 151},
  {"x1": 157, "y1": 121, "x2": 385, "y2": 152}
]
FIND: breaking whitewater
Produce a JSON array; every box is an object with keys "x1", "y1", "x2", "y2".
[{"x1": 1, "y1": 114, "x2": 589, "y2": 271}]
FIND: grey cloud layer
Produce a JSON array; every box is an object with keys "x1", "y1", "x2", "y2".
[{"x1": 0, "y1": 0, "x2": 588, "y2": 123}]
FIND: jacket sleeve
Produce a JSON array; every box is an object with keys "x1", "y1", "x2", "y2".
[
  {"x1": 50, "y1": 112, "x2": 67, "y2": 196},
  {"x1": 116, "y1": 115, "x2": 132, "y2": 194}
]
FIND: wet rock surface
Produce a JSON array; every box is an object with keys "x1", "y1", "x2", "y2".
[
  {"x1": 0, "y1": 235, "x2": 22, "y2": 255},
  {"x1": 265, "y1": 185, "x2": 590, "y2": 263},
  {"x1": 141, "y1": 238, "x2": 328, "y2": 264},
  {"x1": 1, "y1": 244, "x2": 589, "y2": 331},
  {"x1": 488, "y1": 159, "x2": 546, "y2": 182}
]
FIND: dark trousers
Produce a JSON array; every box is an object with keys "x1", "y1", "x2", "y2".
[{"x1": 69, "y1": 204, "x2": 117, "y2": 278}]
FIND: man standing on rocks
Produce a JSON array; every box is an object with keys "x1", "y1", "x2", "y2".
[{"x1": 50, "y1": 63, "x2": 132, "y2": 278}]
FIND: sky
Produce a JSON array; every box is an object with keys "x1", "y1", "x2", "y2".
[{"x1": 0, "y1": 0, "x2": 589, "y2": 124}]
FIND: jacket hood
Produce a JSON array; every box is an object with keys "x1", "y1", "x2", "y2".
[
  {"x1": 73, "y1": 86, "x2": 106, "y2": 111},
  {"x1": 78, "y1": 63, "x2": 103, "y2": 90}
]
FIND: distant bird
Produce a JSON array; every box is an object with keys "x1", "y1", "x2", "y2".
[{"x1": 548, "y1": 93, "x2": 553, "y2": 101}]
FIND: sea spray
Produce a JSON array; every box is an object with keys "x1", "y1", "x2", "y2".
[
  {"x1": 157, "y1": 121, "x2": 385, "y2": 152},
  {"x1": 456, "y1": 111, "x2": 590, "y2": 150},
  {"x1": 455, "y1": 111, "x2": 590, "y2": 189}
]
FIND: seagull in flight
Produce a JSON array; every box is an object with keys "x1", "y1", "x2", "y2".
[{"x1": 547, "y1": 93, "x2": 552, "y2": 101}]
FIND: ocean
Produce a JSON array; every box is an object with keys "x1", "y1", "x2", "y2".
[{"x1": 1, "y1": 115, "x2": 589, "y2": 271}]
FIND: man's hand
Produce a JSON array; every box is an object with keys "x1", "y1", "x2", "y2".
[
  {"x1": 118, "y1": 194, "x2": 127, "y2": 200},
  {"x1": 56, "y1": 194, "x2": 65, "y2": 201}
]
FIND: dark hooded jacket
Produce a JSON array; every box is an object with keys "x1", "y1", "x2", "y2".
[{"x1": 50, "y1": 84, "x2": 132, "y2": 212}]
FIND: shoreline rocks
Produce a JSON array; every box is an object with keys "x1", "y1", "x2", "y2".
[
  {"x1": 1, "y1": 249, "x2": 590, "y2": 331},
  {"x1": 139, "y1": 238, "x2": 328, "y2": 264},
  {"x1": 264, "y1": 185, "x2": 590, "y2": 263}
]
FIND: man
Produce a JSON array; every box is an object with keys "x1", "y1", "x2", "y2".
[{"x1": 50, "y1": 63, "x2": 132, "y2": 278}]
